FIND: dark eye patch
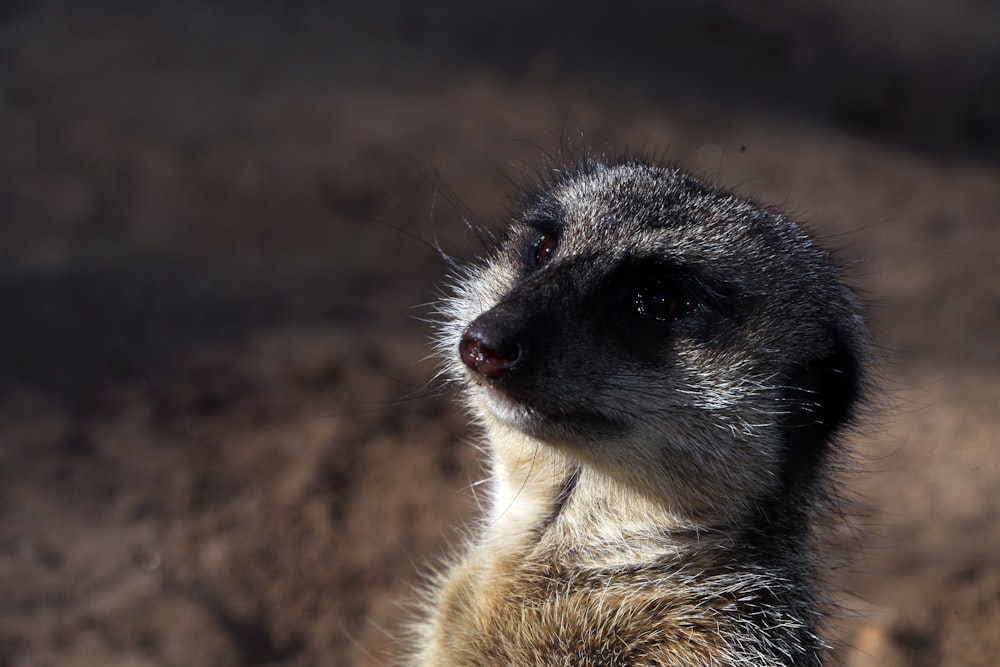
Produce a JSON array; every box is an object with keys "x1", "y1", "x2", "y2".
[
  {"x1": 605, "y1": 256, "x2": 744, "y2": 351},
  {"x1": 631, "y1": 276, "x2": 695, "y2": 321},
  {"x1": 620, "y1": 258, "x2": 733, "y2": 312}
]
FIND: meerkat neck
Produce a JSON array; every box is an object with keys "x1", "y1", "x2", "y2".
[
  {"x1": 483, "y1": 425, "x2": 724, "y2": 567},
  {"x1": 481, "y1": 426, "x2": 577, "y2": 555}
]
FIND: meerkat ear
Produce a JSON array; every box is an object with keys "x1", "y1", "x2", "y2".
[{"x1": 777, "y1": 328, "x2": 861, "y2": 493}]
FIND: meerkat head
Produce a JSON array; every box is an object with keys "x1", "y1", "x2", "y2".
[{"x1": 439, "y1": 160, "x2": 868, "y2": 525}]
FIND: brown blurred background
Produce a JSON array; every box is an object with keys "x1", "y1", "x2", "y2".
[{"x1": 1, "y1": 1, "x2": 999, "y2": 665}]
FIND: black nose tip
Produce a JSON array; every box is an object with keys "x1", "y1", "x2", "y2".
[{"x1": 459, "y1": 321, "x2": 522, "y2": 379}]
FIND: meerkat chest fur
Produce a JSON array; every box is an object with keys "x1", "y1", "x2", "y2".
[{"x1": 414, "y1": 159, "x2": 869, "y2": 666}]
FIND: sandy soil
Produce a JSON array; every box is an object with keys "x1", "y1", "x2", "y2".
[{"x1": 1, "y1": 2, "x2": 999, "y2": 666}]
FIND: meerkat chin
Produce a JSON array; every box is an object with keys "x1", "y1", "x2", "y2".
[{"x1": 410, "y1": 158, "x2": 871, "y2": 667}]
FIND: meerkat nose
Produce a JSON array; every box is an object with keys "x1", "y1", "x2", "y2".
[{"x1": 459, "y1": 320, "x2": 522, "y2": 379}]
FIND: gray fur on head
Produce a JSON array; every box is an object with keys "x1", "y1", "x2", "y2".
[{"x1": 437, "y1": 159, "x2": 868, "y2": 524}]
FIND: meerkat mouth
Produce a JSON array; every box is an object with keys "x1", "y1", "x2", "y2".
[{"x1": 477, "y1": 382, "x2": 625, "y2": 438}]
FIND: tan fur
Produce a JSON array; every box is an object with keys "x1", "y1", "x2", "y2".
[{"x1": 412, "y1": 424, "x2": 816, "y2": 667}]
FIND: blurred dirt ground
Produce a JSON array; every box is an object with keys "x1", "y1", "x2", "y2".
[{"x1": 1, "y1": 2, "x2": 999, "y2": 666}]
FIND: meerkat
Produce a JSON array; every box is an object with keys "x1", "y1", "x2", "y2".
[{"x1": 411, "y1": 158, "x2": 870, "y2": 666}]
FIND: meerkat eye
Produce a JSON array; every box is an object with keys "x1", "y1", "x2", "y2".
[
  {"x1": 533, "y1": 230, "x2": 559, "y2": 267},
  {"x1": 632, "y1": 279, "x2": 693, "y2": 321}
]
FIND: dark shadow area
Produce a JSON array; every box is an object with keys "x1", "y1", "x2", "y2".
[
  {"x1": 344, "y1": 0, "x2": 1000, "y2": 161},
  {"x1": 6, "y1": 0, "x2": 996, "y2": 161},
  {"x1": 0, "y1": 256, "x2": 391, "y2": 414}
]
